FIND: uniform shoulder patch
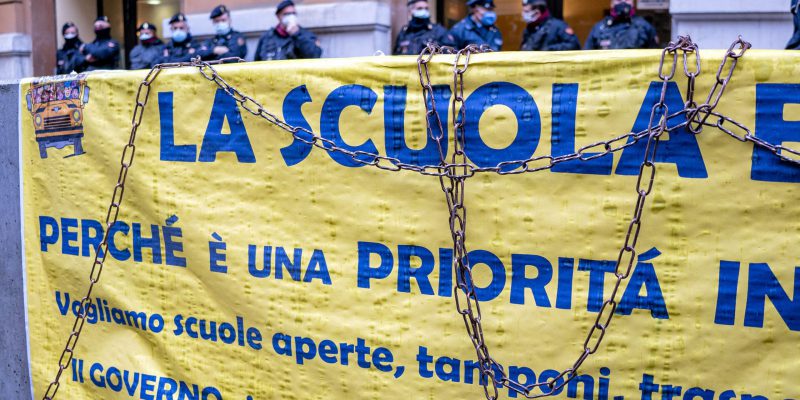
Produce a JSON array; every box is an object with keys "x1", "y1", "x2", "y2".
[
  {"x1": 108, "y1": 42, "x2": 116, "y2": 47},
  {"x1": 565, "y1": 27, "x2": 574, "y2": 35},
  {"x1": 238, "y1": 37, "x2": 246, "y2": 46}
]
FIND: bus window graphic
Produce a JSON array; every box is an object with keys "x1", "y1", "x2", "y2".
[{"x1": 26, "y1": 75, "x2": 90, "y2": 159}]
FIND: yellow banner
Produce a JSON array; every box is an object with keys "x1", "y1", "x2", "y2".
[{"x1": 21, "y1": 50, "x2": 800, "y2": 400}]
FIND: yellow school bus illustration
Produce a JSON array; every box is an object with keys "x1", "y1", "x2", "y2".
[{"x1": 26, "y1": 74, "x2": 90, "y2": 158}]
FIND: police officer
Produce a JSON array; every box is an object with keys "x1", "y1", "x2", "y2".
[
  {"x1": 129, "y1": 22, "x2": 164, "y2": 70},
  {"x1": 254, "y1": 0, "x2": 322, "y2": 61},
  {"x1": 393, "y1": 0, "x2": 454, "y2": 55},
  {"x1": 162, "y1": 13, "x2": 201, "y2": 63},
  {"x1": 584, "y1": 0, "x2": 657, "y2": 50},
  {"x1": 787, "y1": 0, "x2": 800, "y2": 49},
  {"x1": 200, "y1": 5, "x2": 247, "y2": 61},
  {"x1": 520, "y1": 0, "x2": 579, "y2": 51},
  {"x1": 80, "y1": 16, "x2": 121, "y2": 70},
  {"x1": 449, "y1": 0, "x2": 503, "y2": 51},
  {"x1": 56, "y1": 22, "x2": 86, "y2": 74}
]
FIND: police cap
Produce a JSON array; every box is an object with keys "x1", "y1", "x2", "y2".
[
  {"x1": 522, "y1": 0, "x2": 547, "y2": 6},
  {"x1": 466, "y1": 0, "x2": 495, "y2": 8},
  {"x1": 95, "y1": 15, "x2": 109, "y2": 23},
  {"x1": 137, "y1": 22, "x2": 157, "y2": 32},
  {"x1": 407, "y1": 0, "x2": 428, "y2": 5},
  {"x1": 62, "y1": 21, "x2": 77, "y2": 34},
  {"x1": 209, "y1": 4, "x2": 229, "y2": 19},
  {"x1": 276, "y1": 0, "x2": 295, "y2": 14},
  {"x1": 169, "y1": 13, "x2": 187, "y2": 24}
]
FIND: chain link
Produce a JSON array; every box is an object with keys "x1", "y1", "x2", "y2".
[
  {"x1": 40, "y1": 57, "x2": 244, "y2": 400},
  {"x1": 687, "y1": 37, "x2": 751, "y2": 134},
  {"x1": 43, "y1": 36, "x2": 799, "y2": 399},
  {"x1": 419, "y1": 36, "x2": 756, "y2": 399}
]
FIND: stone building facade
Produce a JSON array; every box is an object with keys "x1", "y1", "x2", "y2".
[{"x1": 0, "y1": 1, "x2": 797, "y2": 78}]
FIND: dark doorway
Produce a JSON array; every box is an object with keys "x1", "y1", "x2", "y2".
[{"x1": 122, "y1": 0, "x2": 138, "y2": 69}]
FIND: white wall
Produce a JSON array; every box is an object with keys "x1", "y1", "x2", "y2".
[
  {"x1": 161, "y1": 1, "x2": 392, "y2": 61},
  {"x1": 670, "y1": 0, "x2": 794, "y2": 49}
]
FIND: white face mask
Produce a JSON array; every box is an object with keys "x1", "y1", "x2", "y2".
[
  {"x1": 281, "y1": 14, "x2": 298, "y2": 26},
  {"x1": 522, "y1": 10, "x2": 540, "y2": 23},
  {"x1": 522, "y1": 11, "x2": 534, "y2": 23},
  {"x1": 412, "y1": 9, "x2": 430, "y2": 19},
  {"x1": 64, "y1": 33, "x2": 78, "y2": 40},
  {"x1": 139, "y1": 33, "x2": 153, "y2": 41},
  {"x1": 214, "y1": 21, "x2": 231, "y2": 35}
]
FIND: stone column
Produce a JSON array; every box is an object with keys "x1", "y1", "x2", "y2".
[
  {"x1": 0, "y1": 1, "x2": 32, "y2": 78},
  {"x1": 0, "y1": 0, "x2": 57, "y2": 79}
]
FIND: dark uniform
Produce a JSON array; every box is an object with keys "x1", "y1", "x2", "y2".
[
  {"x1": 56, "y1": 24, "x2": 86, "y2": 74},
  {"x1": 584, "y1": 15, "x2": 658, "y2": 50},
  {"x1": 162, "y1": 35, "x2": 201, "y2": 63},
  {"x1": 199, "y1": 30, "x2": 247, "y2": 60},
  {"x1": 521, "y1": 16, "x2": 580, "y2": 51},
  {"x1": 254, "y1": 27, "x2": 322, "y2": 61},
  {"x1": 129, "y1": 23, "x2": 165, "y2": 70},
  {"x1": 787, "y1": 0, "x2": 800, "y2": 49},
  {"x1": 393, "y1": 21, "x2": 454, "y2": 55},
  {"x1": 255, "y1": 1, "x2": 322, "y2": 61},
  {"x1": 161, "y1": 13, "x2": 201, "y2": 63},
  {"x1": 130, "y1": 39, "x2": 164, "y2": 69},
  {"x1": 449, "y1": 16, "x2": 503, "y2": 51},
  {"x1": 82, "y1": 17, "x2": 120, "y2": 71},
  {"x1": 200, "y1": 5, "x2": 247, "y2": 61}
]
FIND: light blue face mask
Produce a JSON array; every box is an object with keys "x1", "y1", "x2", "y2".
[
  {"x1": 412, "y1": 9, "x2": 430, "y2": 19},
  {"x1": 481, "y1": 11, "x2": 497, "y2": 26},
  {"x1": 171, "y1": 29, "x2": 188, "y2": 42},
  {"x1": 214, "y1": 22, "x2": 231, "y2": 35}
]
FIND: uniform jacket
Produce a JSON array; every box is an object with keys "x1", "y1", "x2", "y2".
[
  {"x1": 82, "y1": 37, "x2": 121, "y2": 71},
  {"x1": 162, "y1": 36, "x2": 202, "y2": 63},
  {"x1": 199, "y1": 30, "x2": 248, "y2": 61},
  {"x1": 449, "y1": 16, "x2": 503, "y2": 51},
  {"x1": 787, "y1": 0, "x2": 800, "y2": 50},
  {"x1": 56, "y1": 40, "x2": 87, "y2": 74},
  {"x1": 520, "y1": 17, "x2": 580, "y2": 51},
  {"x1": 584, "y1": 16, "x2": 658, "y2": 50},
  {"x1": 254, "y1": 27, "x2": 322, "y2": 61},
  {"x1": 129, "y1": 39, "x2": 165, "y2": 70},
  {"x1": 393, "y1": 21, "x2": 454, "y2": 55}
]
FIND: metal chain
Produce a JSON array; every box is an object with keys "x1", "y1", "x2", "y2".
[
  {"x1": 193, "y1": 49, "x2": 680, "y2": 178},
  {"x1": 687, "y1": 37, "x2": 750, "y2": 134},
  {"x1": 704, "y1": 110, "x2": 800, "y2": 164},
  {"x1": 691, "y1": 38, "x2": 799, "y2": 166},
  {"x1": 41, "y1": 57, "x2": 244, "y2": 400},
  {"x1": 43, "y1": 35, "x2": 797, "y2": 400},
  {"x1": 418, "y1": 36, "x2": 752, "y2": 399}
]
